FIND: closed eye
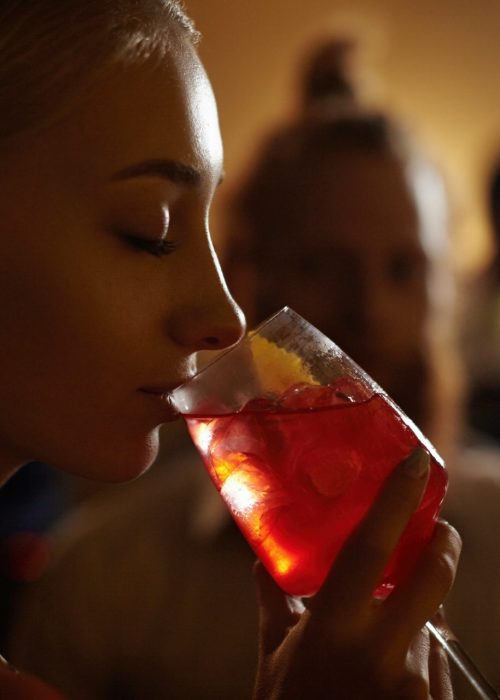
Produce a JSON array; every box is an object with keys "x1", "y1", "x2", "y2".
[{"x1": 119, "y1": 232, "x2": 178, "y2": 258}]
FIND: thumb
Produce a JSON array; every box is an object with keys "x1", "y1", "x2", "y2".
[{"x1": 254, "y1": 561, "x2": 301, "y2": 655}]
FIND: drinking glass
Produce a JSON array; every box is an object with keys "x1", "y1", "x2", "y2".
[{"x1": 171, "y1": 306, "x2": 498, "y2": 698}]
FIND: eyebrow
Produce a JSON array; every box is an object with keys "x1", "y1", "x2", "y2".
[{"x1": 112, "y1": 158, "x2": 202, "y2": 187}]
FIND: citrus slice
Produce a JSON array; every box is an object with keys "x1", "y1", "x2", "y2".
[{"x1": 250, "y1": 335, "x2": 317, "y2": 395}]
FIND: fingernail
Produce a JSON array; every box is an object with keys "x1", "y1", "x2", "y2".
[
  {"x1": 286, "y1": 595, "x2": 306, "y2": 615},
  {"x1": 403, "y1": 447, "x2": 430, "y2": 479}
]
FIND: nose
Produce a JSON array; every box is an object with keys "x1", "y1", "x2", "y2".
[
  {"x1": 339, "y1": 267, "x2": 368, "y2": 335},
  {"x1": 169, "y1": 245, "x2": 246, "y2": 352}
]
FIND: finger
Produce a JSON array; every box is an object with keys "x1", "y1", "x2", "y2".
[
  {"x1": 428, "y1": 627, "x2": 453, "y2": 700},
  {"x1": 406, "y1": 627, "x2": 430, "y2": 685},
  {"x1": 313, "y1": 447, "x2": 430, "y2": 617},
  {"x1": 253, "y1": 561, "x2": 301, "y2": 655},
  {"x1": 389, "y1": 630, "x2": 430, "y2": 700},
  {"x1": 383, "y1": 521, "x2": 461, "y2": 652}
]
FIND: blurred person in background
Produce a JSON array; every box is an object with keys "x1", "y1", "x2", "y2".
[
  {"x1": 227, "y1": 38, "x2": 500, "y2": 695},
  {"x1": 460, "y1": 160, "x2": 500, "y2": 443},
  {"x1": 224, "y1": 41, "x2": 461, "y2": 462},
  {"x1": 7, "y1": 35, "x2": 466, "y2": 700},
  {"x1": 225, "y1": 39, "x2": 500, "y2": 696}
]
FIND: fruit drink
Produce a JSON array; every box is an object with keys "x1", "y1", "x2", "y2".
[{"x1": 186, "y1": 378, "x2": 447, "y2": 598}]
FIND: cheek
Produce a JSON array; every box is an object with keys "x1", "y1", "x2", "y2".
[
  {"x1": 384, "y1": 290, "x2": 429, "y2": 353},
  {"x1": 0, "y1": 238, "x2": 150, "y2": 414},
  {"x1": 0, "y1": 254, "x2": 61, "y2": 388},
  {"x1": 400, "y1": 284, "x2": 428, "y2": 326},
  {"x1": 0, "y1": 261, "x2": 163, "y2": 479}
]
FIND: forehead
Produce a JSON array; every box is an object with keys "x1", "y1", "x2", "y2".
[
  {"x1": 300, "y1": 153, "x2": 421, "y2": 250},
  {"x1": 11, "y1": 35, "x2": 223, "y2": 191}
]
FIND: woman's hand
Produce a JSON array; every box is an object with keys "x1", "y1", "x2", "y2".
[{"x1": 253, "y1": 447, "x2": 461, "y2": 699}]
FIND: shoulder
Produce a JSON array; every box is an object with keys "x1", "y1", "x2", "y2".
[{"x1": 452, "y1": 444, "x2": 500, "y2": 489}]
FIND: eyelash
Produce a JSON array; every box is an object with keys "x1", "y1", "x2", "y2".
[{"x1": 120, "y1": 233, "x2": 178, "y2": 258}]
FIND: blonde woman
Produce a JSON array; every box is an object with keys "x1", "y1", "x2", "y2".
[{"x1": 0, "y1": 2, "x2": 460, "y2": 698}]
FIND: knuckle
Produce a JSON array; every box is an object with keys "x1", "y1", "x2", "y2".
[
  {"x1": 437, "y1": 519, "x2": 462, "y2": 554},
  {"x1": 430, "y1": 549, "x2": 456, "y2": 591},
  {"x1": 366, "y1": 651, "x2": 430, "y2": 700},
  {"x1": 445, "y1": 523, "x2": 462, "y2": 559}
]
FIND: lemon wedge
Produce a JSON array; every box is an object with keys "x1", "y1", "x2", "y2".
[{"x1": 250, "y1": 334, "x2": 317, "y2": 394}]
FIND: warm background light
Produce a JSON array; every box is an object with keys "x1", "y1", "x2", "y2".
[{"x1": 186, "y1": 0, "x2": 500, "y2": 274}]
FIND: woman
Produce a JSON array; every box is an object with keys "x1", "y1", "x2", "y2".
[{"x1": 0, "y1": 2, "x2": 460, "y2": 698}]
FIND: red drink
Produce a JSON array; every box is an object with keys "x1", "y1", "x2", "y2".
[{"x1": 186, "y1": 379, "x2": 447, "y2": 598}]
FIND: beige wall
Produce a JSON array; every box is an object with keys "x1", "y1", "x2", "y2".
[{"x1": 185, "y1": 0, "x2": 500, "y2": 273}]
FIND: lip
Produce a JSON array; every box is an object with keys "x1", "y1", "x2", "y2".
[
  {"x1": 140, "y1": 386, "x2": 174, "y2": 396},
  {"x1": 140, "y1": 377, "x2": 193, "y2": 396},
  {"x1": 138, "y1": 386, "x2": 178, "y2": 420},
  {"x1": 139, "y1": 378, "x2": 193, "y2": 420}
]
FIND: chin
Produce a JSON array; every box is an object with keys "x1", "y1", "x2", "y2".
[
  {"x1": 104, "y1": 433, "x2": 161, "y2": 483},
  {"x1": 51, "y1": 429, "x2": 161, "y2": 484}
]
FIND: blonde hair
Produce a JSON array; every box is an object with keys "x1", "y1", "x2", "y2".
[{"x1": 0, "y1": 0, "x2": 199, "y2": 143}]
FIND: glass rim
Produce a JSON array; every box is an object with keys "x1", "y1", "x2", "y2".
[{"x1": 171, "y1": 305, "x2": 297, "y2": 398}]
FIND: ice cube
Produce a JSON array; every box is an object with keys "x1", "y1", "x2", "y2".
[
  {"x1": 297, "y1": 445, "x2": 361, "y2": 499},
  {"x1": 210, "y1": 415, "x2": 265, "y2": 462},
  {"x1": 329, "y1": 377, "x2": 372, "y2": 404},
  {"x1": 220, "y1": 457, "x2": 270, "y2": 517},
  {"x1": 279, "y1": 378, "x2": 371, "y2": 411},
  {"x1": 243, "y1": 397, "x2": 279, "y2": 412},
  {"x1": 279, "y1": 383, "x2": 336, "y2": 410}
]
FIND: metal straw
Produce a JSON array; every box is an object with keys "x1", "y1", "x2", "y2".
[{"x1": 426, "y1": 616, "x2": 500, "y2": 700}]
